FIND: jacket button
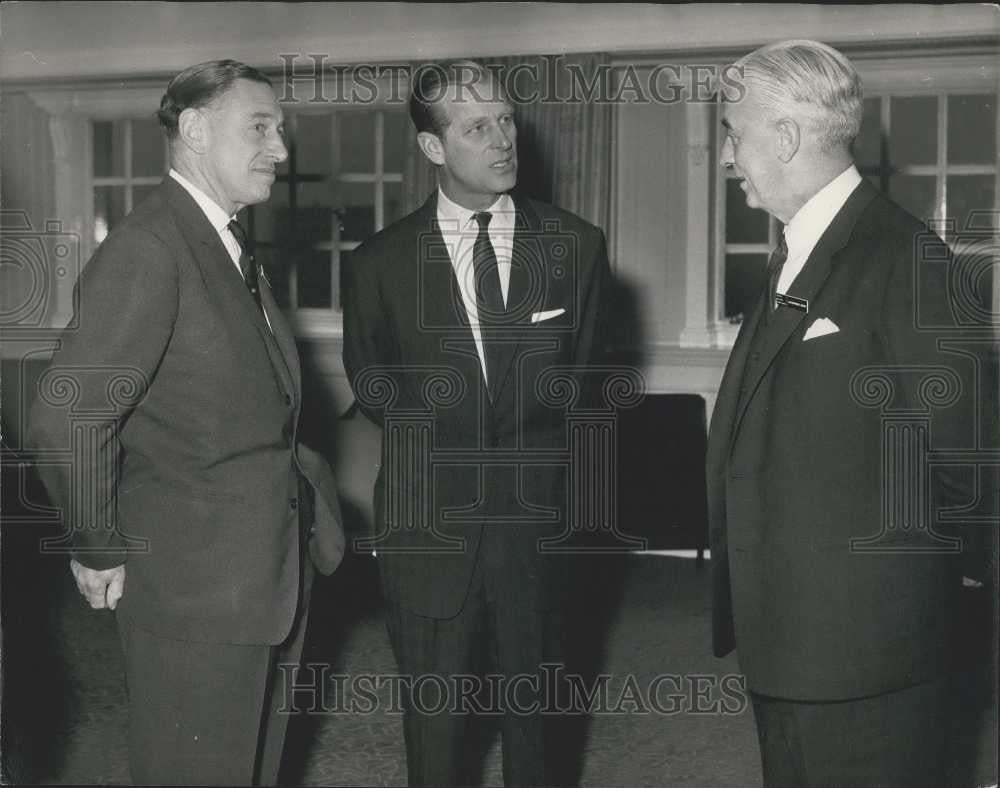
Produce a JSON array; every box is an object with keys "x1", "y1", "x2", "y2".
[
  {"x1": 289, "y1": 498, "x2": 298, "y2": 510},
  {"x1": 284, "y1": 394, "x2": 292, "y2": 406}
]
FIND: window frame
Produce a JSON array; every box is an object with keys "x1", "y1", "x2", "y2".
[
  {"x1": 698, "y1": 44, "x2": 999, "y2": 348},
  {"x1": 244, "y1": 104, "x2": 409, "y2": 339},
  {"x1": 22, "y1": 68, "x2": 414, "y2": 342},
  {"x1": 90, "y1": 116, "x2": 169, "y2": 246}
]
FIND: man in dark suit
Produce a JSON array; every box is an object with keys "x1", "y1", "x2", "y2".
[
  {"x1": 28, "y1": 60, "x2": 345, "y2": 786},
  {"x1": 343, "y1": 61, "x2": 609, "y2": 786},
  {"x1": 708, "y1": 40, "x2": 979, "y2": 786}
]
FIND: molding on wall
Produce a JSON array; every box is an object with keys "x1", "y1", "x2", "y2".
[{"x1": 3, "y1": 4, "x2": 995, "y2": 83}]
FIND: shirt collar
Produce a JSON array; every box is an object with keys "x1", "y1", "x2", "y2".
[
  {"x1": 169, "y1": 168, "x2": 234, "y2": 233},
  {"x1": 784, "y1": 164, "x2": 863, "y2": 255},
  {"x1": 436, "y1": 188, "x2": 514, "y2": 233}
]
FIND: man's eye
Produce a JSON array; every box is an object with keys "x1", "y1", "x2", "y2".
[{"x1": 254, "y1": 123, "x2": 266, "y2": 133}]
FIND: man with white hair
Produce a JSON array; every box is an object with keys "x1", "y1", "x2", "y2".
[{"x1": 707, "y1": 40, "x2": 976, "y2": 786}]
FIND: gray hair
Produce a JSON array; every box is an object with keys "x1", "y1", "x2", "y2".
[{"x1": 736, "y1": 39, "x2": 863, "y2": 152}]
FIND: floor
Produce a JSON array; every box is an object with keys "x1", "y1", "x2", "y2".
[{"x1": 2, "y1": 524, "x2": 997, "y2": 787}]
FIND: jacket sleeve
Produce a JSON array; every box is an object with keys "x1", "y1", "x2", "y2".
[
  {"x1": 27, "y1": 226, "x2": 178, "y2": 570},
  {"x1": 878, "y1": 222, "x2": 987, "y2": 581},
  {"x1": 296, "y1": 443, "x2": 346, "y2": 576},
  {"x1": 342, "y1": 242, "x2": 393, "y2": 427}
]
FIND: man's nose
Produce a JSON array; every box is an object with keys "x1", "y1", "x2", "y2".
[
  {"x1": 271, "y1": 132, "x2": 289, "y2": 163},
  {"x1": 493, "y1": 125, "x2": 513, "y2": 150}
]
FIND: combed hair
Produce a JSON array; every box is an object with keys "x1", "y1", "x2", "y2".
[
  {"x1": 408, "y1": 60, "x2": 501, "y2": 136},
  {"x1": 736, "y1": 39, "x2": 863, "y2": 152},
  {"x1": 158, "y1": 60, "x2": 272, "y2": 140}
]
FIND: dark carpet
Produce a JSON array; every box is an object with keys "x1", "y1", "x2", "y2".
[{"x1": 2, "y1": 521, "x2": 997, "y2": 787}]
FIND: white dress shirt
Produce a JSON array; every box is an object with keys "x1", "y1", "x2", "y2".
[
  {"x1": 169, "y1": 169, "x2": 244, "y2": 273},
  {"x1": 436, "y1": 188, "x2": 516, "y2": 383},
  {"x1": 777, "y1": 164, "x2": 863, "y2": 295},
  {"x1": 169, "y1": 168, "x2": 271, "y2": 329}
]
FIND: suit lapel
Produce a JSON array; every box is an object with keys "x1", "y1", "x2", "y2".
[
  {"x1": 417, "y1": 195, "x2": 472, "y2": 333},
  {"x1": 412, "y1": 194, "x2": 489, "y2": 401},
  {"x1": 259, "y1": 278, "x2": 300, "y2": 400},
  {"x1": 488, "y1": 196, "x2": 542, "y2": 402},
  {"x1": 164, "y1": 178, "x2": 298, "y2": 399},
  {"x1": 729, "y1": 179, "x2": 878, "y2": 445},
  {"x1": 707, "y1": 291, "x2": 766, "y2": 470},
  {"x1": 417, "y1": 192, "x2": 551, "y2": 404}
]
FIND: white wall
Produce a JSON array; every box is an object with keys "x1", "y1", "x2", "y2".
[
  {"x1": 2, "y1": 2, "x2": 996, "y2": 413},
  {"x1": 1, "y1": 2, "x2": 996, "y2": 81}
]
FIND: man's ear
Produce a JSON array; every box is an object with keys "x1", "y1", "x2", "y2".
[
  {"x1": 416, "y1": 130, "x2": 446, "y2": 166},
  {"x1": 177, "y1": 107, "x2": 209, "y2": 155},
  {"x1": 775, "y1": 117, "x2": 800, "y2": 163}
]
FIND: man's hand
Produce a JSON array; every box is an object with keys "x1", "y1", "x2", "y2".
[{"x1": 70, "y1": 559, "x2": 126, "y2": 610}]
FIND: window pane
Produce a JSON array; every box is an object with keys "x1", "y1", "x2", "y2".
[
  {"x1": 296, "y1": 248, "x2": 333, "y2": 308},
  {"x1": 252, "y1": 181, "x2": 292, "y2": 245},
  {"x1": 947, "y1": 175, "x2": 996, "y2": 236},
  {"x1": 295, "y1": 114, "x2": 332, "y2": 175},
  {"x1": 889, "y1": 97, "x2": 937, "y2": 166},
  {"x1": 890, "y1": 174, "x2": 937, "y2": 225},
  {"x1": 337, "y1": 181, "x2": 375, "y2": 242},
  {"x1": 854, "y1": 97, "x2": 882, "y2": 170},
  {"x1": 948, "y1": 94, "x2": 996, "y2": 165},
  {"x1": 384, "y1": 181, "x2": 404, "y2": 229},
  {"x1": 725, "y1": 177, "x2": 770, "y2": 243},
  {"x1": 383, "y1": 111, "x2": 408, "y2": 173},
  {"x1": 94, "y1": 186, "x2": 126, "y2": 244},
  {"x1": 297, "y1": 181, "x2": 335, "y2": 245},
  {"x1": 93, "y1": 120, "x2": 125, "y2": 177},
  {"x1": 340, "y1": 112, "x2": 375, "y2": 172},
  {"x1": 132, "y1": 117, "x2": 165, "y2": 176},
  {"x1": 724, "y1": 253, "x2": 768, "y2": 320}
]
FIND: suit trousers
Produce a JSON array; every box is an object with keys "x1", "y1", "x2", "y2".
[
  {"x1": 750, "y1": 677, "x2": 949, "y2": 788},
  {"x1": 117, "y1": 562, "x2": 313, "y2": 786},
  {"x1": 385, "y1": 525, "x2": 555, "y2": 787}
]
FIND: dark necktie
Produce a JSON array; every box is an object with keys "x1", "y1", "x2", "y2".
[
  {"x1": 227, "y1": 219, "x2": 263, "y2": 312},
  {"x1": 765, "y1": 232, "x2": 788, "y2": 319},
  {"x1": 473, "y1": 211, "x2": 505, "y2": 399}
]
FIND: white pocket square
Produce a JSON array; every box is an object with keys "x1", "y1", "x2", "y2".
[
  {"x1": 802, "y1": 317, "x2": 839, "y2": 341},
  {"x1": 531, "y1": 308, "x2": 565, "y2": 324}
]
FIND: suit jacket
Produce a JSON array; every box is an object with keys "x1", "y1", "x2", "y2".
[
  {"x1": 343, "y1": 191, "x2": 610, "y2": 618},
  {"x1": 707, "y1": 179, "x2": 974, "y2": 701},
  {"x1": 29, "y1": 178, "x2": 345, "y2": 646}
]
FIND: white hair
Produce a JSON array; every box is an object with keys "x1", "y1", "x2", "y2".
[{"x1": 736, "y1": 39, "x2": 863, "y2": 152}]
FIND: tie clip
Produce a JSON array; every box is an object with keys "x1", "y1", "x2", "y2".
[{"x1": 776, "y1": 293, "x2": 809, "y2": 313}]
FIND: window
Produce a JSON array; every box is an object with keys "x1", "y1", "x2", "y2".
[
  {"x1": 91, "y1": 117, "x2": 167, "y2": 245},
  {"x1": 855, "y1": 93, "x2": 996, "y2": 241},
  {"x1": 715, "y1": 71, "x2": 998, "y2": 326},
  {"x1": 244, "y1": 109, "x2": 410, "y2": 333},
  {"x1": 718, "y1": 159, "x2": 778, "y2": 322},
  {"x1": 86, "y1": 102, "x2": 414, "y2": 338}
]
